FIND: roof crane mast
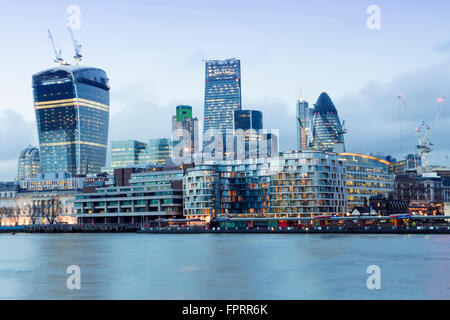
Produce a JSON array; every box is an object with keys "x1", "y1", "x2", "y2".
[
  {"x1": 397, "y1": 94, "x2": 446, "y2": 169},
  {"x1": 47, "y1": 29, "x2": 67, "y2": 65},
  {"x1": 67, "y1": 23, "x2": 82, "y2": 64}
]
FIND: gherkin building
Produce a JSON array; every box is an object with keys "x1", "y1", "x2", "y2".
[{"x1": 310, "y1": 92, "x2": 345, "y2": 152}]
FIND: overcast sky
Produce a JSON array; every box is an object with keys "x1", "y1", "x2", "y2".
[{"x1": 0, "y1": 0, "x2": 449, "y2": 179}]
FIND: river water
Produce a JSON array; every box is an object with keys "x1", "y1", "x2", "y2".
[{"x1": 0, "y1": 233, "x2": 448, "y2": 299}]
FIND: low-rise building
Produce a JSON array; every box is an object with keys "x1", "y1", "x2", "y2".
[
  {"x1": 1, "y1": 174, "x2": 107, "y2": 226},
  {"x1": 74, "y1": 165, "x2": 191, "y2": 225}
]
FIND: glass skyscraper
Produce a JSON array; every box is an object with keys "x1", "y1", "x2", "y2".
[
  {"x1": 204, "y1": 59, "x2": 242, "y2": 136},
  {"x1": 110, "y1": 140, "x2": 147, "y2": 168},
  {"x1": 310, "y1": 92, "x2": 345, "y2": 153},
  {"x1": 144, "y1": 138, "x2": 172, "y2": 166},
  {"x1": 32, "y1": 66, "x2": 110, "y2": 175},
  {"x1": 234, "y1": 110, "x2": 262, "y2": 131},
  {"x1": 234, "y1": 109, "x2": 264, "y2": 160}
]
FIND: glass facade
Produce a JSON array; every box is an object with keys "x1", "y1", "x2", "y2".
[
  {"x1": 17, "y1": 146, "x2": 41, "y2": 180},
  {"x1": 184, "y1": 151, "x2": 347, "y2": 219},
  {"x1": 32, "y1": 66, "x2": 110, "y2": 175},
  {"x1": 204, "y1": 59, "x2": 242, "y2": 136},
  {"x1": 310, "y1": 92, "x2": 345, "y2": 152},
  {"x1": 110, "y1": 140, "x2": 147, "y2": 168},
  {"x1": 183, "y1": 160, "x2": 270, "y2": 217},
  {"x1": 234, "y1": 110, "x2": 262, "y2": 131},
  {"x1": 296, "y1": 99, "x2": 312, "y2": 150},
  {"x1": 339, "y1": 153, "x2": 394, "y2": 210},
  {"x1": 143, "y1": 138, "x2": 172, "y2": 166},
  {"x1": 234, "y1": 110, "x2": 264, "y2": 160},
  {"x1": 270, "y1": 151, "x2": 347, "y2": 215}
]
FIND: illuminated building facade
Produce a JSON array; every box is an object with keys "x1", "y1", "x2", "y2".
[
  {"x1": 270, "y1": 151, "x2": 347, "y2": 216},
  {"x1": 32, "y1": 66, "x2": 110, "y2": 175},
  {"x1": 183, "y1": 160, "x2": 270, "y2": 221},
  {"x1": 388, "y1": 154, "x2": 421, "y2": 174},
  {"x1": 74, "y1": 166, "x2": 187, "y2": 224},
  {"x1": 394, "y1": 172, "x2": 444, "y2": 204},
  {"x1": 17, "y1": 146, "x2": 41, "y2": 181},
  {"x1": 203, "y1": 59, "x2": 241, "y2": 148},
  {"x1": 183, "y1": 165, "x2": 220, "y2": 223},
  {"x1": 184, "y1": 151, "x2": 347, "y2": 221},
  {"x1": 310, "y1": 92, "x2": 345, "y2": 152},
  {"x1": 144, "y1": 138, "x2": 172, "y2": 166},
  {"x1": 339, "y1": 153, "x2": 394, "y2": 211},
  {"x1": 110, "y1": 140, "x2": 147, "y2": 168}
]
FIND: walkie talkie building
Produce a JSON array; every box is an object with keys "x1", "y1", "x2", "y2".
[{"x1": 32, "y1": 65, "x2": 110, "y2": 175}]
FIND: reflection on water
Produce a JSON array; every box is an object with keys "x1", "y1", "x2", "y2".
[{"x1": 0, "y1": 233, "x2": 448, "y2": 299}]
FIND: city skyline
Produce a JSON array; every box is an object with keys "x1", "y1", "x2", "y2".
[{"x1": 0, "y1": 1, "x2": 450, "y2": 179}]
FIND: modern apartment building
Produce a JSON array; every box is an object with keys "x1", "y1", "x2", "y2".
[
  {"x1": 184, "y1": 150, "x2": 348, "y2": 222},
  {"x1": 269, "y1": 151, "x2": 347, "y2": 216}
]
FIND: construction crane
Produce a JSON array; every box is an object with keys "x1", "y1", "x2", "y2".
[
  {"x1": 47, "y1": 29, "x2": 67, "y2": 65},
  {"x1": 67, "y1": 22, "x2": 82, "y2": 64},
  {"x1": 397, "y1": 94, "x2": 446, "y2": 169}
]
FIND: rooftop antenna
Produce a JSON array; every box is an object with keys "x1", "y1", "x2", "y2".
[
  {"x1": 67, "y1": 22, "x2": 82, "y2": 64},
  {"x1": 47, "y1": 29, "x2": 67, "y2": 65}
]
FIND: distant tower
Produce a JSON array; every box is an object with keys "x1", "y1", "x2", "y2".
[
  {"x1": 110, "y1": 140, "x2": 147, "y2": 168},
  {"x1": 234, "y1": 110, "x2": 263, "y2": 159},
  {"x1": 172, "y1": 105, "x2": 199, "y2": 163},
  {"x1": 17, "y1": 146, "x2": 41, "y2": 180},
  {"x1": 296, "y1": 99, "x2": 313, "y2": 150},
  {"x1": 145, "y1": 138, "x2": 173, "y2": 166},
  {"x1": 310, "y1": 92, "x2": 345, "y2": 153}
]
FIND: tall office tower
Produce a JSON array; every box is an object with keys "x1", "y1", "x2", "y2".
[
  {"x1": 234, "y1": 110, "x2": 263, "y2": 131},
  {"x1": 203, "y1": 58, "x2": 242, "y2": 148},
  {"x1": 145, "y1": 138, "x2": 173, "y2": 166},
  {"x1": 17, "y1": 145, "x2": 41, "y2": 181},
  {"x1": 110, "y1": 140, "x2": 147, "y2": 168},
  {"x1": 310, "y1": 92, "x2": 345, "y2": 153},
  {"x1": 296, "y1": 99, "x2": 313, "y2": 150},
  {"x1": 234, "y1": 110, "x2": 263, "y2": 159},
  {"x1": 32, "y1": 66, "x2": 110, "y2": 175},
  {"x1": 172, "y1": 105, "x2": 199, "y2": 163}
]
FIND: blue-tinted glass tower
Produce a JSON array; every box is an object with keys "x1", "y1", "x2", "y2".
[
  {"x1": 32, "y1": 65, "x2": 110, "y2": 175},
  {"x1": 234, "y1": 110, "x2": 263, "y2": 131},
  {"x1": 204, "y1": 59, "x2": 242, "y2": 136},
  {"x1": 310, "y1": 92, "x2": 345, "y2": 152}
]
